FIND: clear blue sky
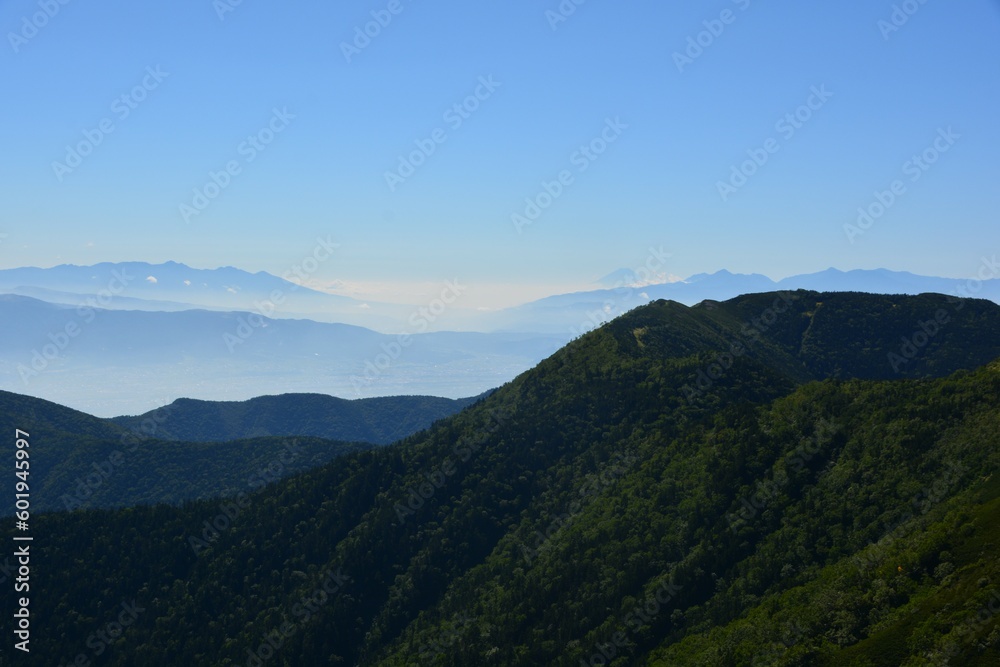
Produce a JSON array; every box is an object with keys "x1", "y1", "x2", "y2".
[{"x1": 2, "y1": 0, "x2": 998, "y2": 307}]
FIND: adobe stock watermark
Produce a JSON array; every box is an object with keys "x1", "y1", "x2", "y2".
[
  {"x1": 519, "y1": 450, "x2": 637, "y2": 566},
  {"x1": 878, "y1": 0, "x2": 931, "y2": 40},
  {"x1": 391, "y1": 406, "x2": 512, "y2": 524},
  {"x1": 418, "y1": 612, "x2": 476, "y2": 661},
  {"x1": 681, "y1": 291, "x2": 799, "y2": 403},
  {"x1": 750, "y1": 620, "x2": 810, "y2": 667},
  {"x1": 213, "y1": 0, "x2": 251, "y2": 21},
  {"x1": 179, "y1": 107, "x2": 295, "y2": 223},
  {"x1": 673, "y1": 0, "x2": 753, "y2": 73},
  {"x1": 17, "y1": 268, "x2": 134, "y2": 385},
  {"x1": 568, "y1": 245, "x2": 672, "y2": 339},
  {"x1": 57, "y1": 599, "x2": 145, "y2": 667},
  {"x1": 577, "y1": 576, "x2": 683, "y2": 667},
  {"x1": 717, "y1": 85, "x2": 833, "y2": 202},
  {"x1": 51, "y1": 66, "x2": 170, "y2": 182},
  {"x1": 888, "y1": 253, "x2": 999, "y2": 372},
  {"x1": 60, "y1": 451, "x2": 128, "y2": 511},
  {"x1": 243, "y1": 566, "x2": 351, "y2": 667},
  {"x1": 340, "y1": 0, "x2": 413, "y2": 63},
  {"x1": 887, "y1": 307, "x2": 952, "y2": 374},
  {"x1": 726, "y1": 417, "x2": 840, "y2": 532},
  {"x1": 348, "y1": 280, "x2": 466, "y2": 393},
  {"x1": 928, "y1": 588, "x2": 1000, "y2": 665},
  {"x1": 7, "y1": 0, "x2": 72, "y2": 53},
  {"x1": 188, "y1": 491, "x2": 253, "y2": 556},
  {"x1": 59, "y1": 398, "x2": 176, "y2": 511},
  {"x1": 512, "y1": 116, "x2": 627, "y2": 233},
  {"x1": 544, "y1": 0, "x2": 590, "y2": 31},
  {"x1": 844, "y1": 126, "x2": 959, "y2": 244},
  {"x1": 224, "y1": 236, "x2": 340, "y2": 352},
  {"x1": 854, "y1": 458, "x2": 968, "y2": 572},
  {"x1": 189, "y1": 440, "x2": 304, "y2": 555},
  {"x1": 950, "y1": 254, "x2": 1000, "y2": 301},
  {"x1": 118, "y1": 399, "x2": 175, "y2": 449},
  {"x1": 384, "y1": 75, "x2": 501, "y2": 192}
]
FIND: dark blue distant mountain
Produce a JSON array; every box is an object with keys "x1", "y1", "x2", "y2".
[
  {"x1": 488, "y1": 267, "x2": 1000, "y2": 332},
  {"x1": 112, "y1": 392, "x2": 485, "y2": 445}
]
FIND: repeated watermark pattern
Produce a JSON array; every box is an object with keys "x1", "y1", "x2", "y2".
[
  {"x1": 17, "y1": 268, "x2": 135, "y2": 385},
  {"x1": 349, "y1": 280, "x2": 466, "y2": 393},
  {"x1": 844, "y1": 127, "x2": 959, "y2": 243},
  {"x1": 7, "y1": 0, "x2": 73, "y2": 53},
  {"x1": 179, "y1": 107, "x2": 295, "y2": 223},
  {"x1": 672, "y1": 0, "x2": 753, "y2": 73},
  {"x1": 716, "y1": 85, "x2": 833, "y2": 202},
  {"x1": 384, "y1": 76, "x2": 501, "y2": 192},
  {"x1": 512, "y1": 117, "x2": 627, "y2": 233}
]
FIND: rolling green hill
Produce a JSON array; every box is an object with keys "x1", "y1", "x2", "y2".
[
  {"x1": 3, "y1": 291, "x2": 999, "y2": 666},
  {"x1": 0, "y1": 389, "x2": 481, "y2": 514}
]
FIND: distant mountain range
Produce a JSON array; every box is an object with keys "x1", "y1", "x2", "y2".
[
  {"x1": 1, "y1": 262, "x2": 997, "y2": 413},
  {"x1": 0, "y1": 295, "x2": 562, "y2": 415},
  {"x1": 1, "y1": 262, "x2": 997, "y2": 335},
  {"x1": 0, "y1": 261, "x2": 415, "y2": 330},
  {"x1": 112, "y1": 392, "x2": 487, "y2": 445},
  {"x1": 489, "y1": 267, "x2": 1000, "y2": 333}
]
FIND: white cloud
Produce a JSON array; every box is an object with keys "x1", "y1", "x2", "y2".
[
  {"x1": 183, "y1": 280, "x2": 191, "y2": 286},
  {"x1": 624, "y1": 272, "x2": 684, "y2": 289}
]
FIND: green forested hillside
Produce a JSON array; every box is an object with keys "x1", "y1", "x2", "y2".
[
  {"x1": 3, "y1": 292, "x2": 999, "y2": 666},
  {"x1": 9, "y1": 433, "x2": 373, "y2": 515},
  {"x1": 0, "y1": 389, "x2": 481, "y2": 514},
  {"x1": 0, "y1": 394, "x2": 375, "y2": 515},
  {"x1": 0, "y1": 389, "x2": 127, "y2": 441}
]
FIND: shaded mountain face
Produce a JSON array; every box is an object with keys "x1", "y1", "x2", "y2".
[
  {"x1": 4, "y1": 291, "x2": 1000, "y2": 666},
  {"x1": 0, "y1": 389, "x2": 374, "y2": 516},
  {"x1": 0, "y1": 390, "x2": 485, "y2": 515},
  {"x1": 111, "y1": 392, "x2": 485, "y2": 445}
]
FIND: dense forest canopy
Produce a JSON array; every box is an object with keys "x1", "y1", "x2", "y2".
[{"x1": 2, "y1": 291, "x2": 999, "y2": 666}]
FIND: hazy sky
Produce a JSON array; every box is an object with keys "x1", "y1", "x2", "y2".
[{"x1": 2, "y1": 0, "x2": 998, "y2": 307}]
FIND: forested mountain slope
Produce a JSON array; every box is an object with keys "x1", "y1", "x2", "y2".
[{"x1": 3, "y1": 292, "x2": 999, "y2": 666}]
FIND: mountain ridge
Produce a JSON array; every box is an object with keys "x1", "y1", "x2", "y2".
[
  {"x1": 111, "y1": 391, "x2": 487, "y2": 445},
  {"x1": 0, "y1": 388, "x2": 486, "y2": 514},
  {"x1": 4, "y1": 290, "x2": 1000, "y2": 665}
]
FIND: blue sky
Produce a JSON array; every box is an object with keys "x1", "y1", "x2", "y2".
[{"x1": 2, "y1": 0, "x2": 998, "y2": 307}]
